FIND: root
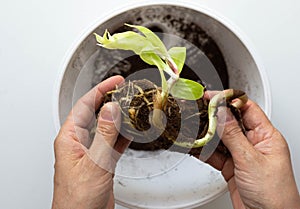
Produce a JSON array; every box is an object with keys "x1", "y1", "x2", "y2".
[{"x1": 174, "y1": 89, "x2": 248, "y2": 148}]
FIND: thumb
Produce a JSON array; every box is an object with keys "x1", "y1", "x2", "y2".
[
  {"x1": 96, "y1": 102, "x2": 120, "y2": 147},
  {"x1": 217, "y1": 107, "x2": 255, "y2": 160},
  {"x1": 88, "y1": 102, "x2": 121, "y2": 166}
]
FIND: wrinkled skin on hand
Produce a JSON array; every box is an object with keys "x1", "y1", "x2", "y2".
[
  {"x1": 52, "y1": 76, "x2": 130, "y2": 209},
  {"x1": 204, "y1": 98, "x2": 300, "y2": 209}
]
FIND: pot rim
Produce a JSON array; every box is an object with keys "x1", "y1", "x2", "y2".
[
  {"x1": 53, "y1": 1, "x2": 271, "y2": 133},
  {"x1": 52, "y1": 2, "x2": 271, "y2": 208}
]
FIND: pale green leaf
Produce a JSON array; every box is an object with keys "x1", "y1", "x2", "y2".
[
  {"x1": 140, "y1": 51, "x2": 175, "y2": 76},
  {"x1": 140, "y1": 51, "x2": 164, "y2": 69},
  {"x1": 125, "y1": 24, "x2": 168, "y2": 58},
  {"x1": 170, "y1": 78, "x2": 204, "y2": 100},
  {"x1": 94, "y1": 30, "x2": 157, "y2": 55},
  {"x1": 140, "y1": 52, "x2": 168, "y2": 93},
  {"x1": 168, "y1": 47, "x2": 186, "y2": 73}
]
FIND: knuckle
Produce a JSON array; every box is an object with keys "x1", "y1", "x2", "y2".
[
  {"x1": 273, "y1": 129, "x2": 289, "y2": 152},
  {"x1": 96, "y1": 122, "x2": 117, "y2": 138},
  {"x1": 54, "y1": 135, "x2": 62, "y2": 150},
  {"x1": 223, "y1": 122, "x2": 243, "y2": 138}
]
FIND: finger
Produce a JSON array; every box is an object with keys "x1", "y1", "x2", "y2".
[
  {"x1": 90, "y1": 102, "x2": 121, "y2": 151},
  {"x1": 203, "y1": 90, "x2": 220, "y2": 100},
  {"x1": 114, "y1": 135, "x2": 132, "y2": 155},
  {"x1": 66, "y1": 75, "x2": 124, "y2": 129},
  {"x1": 217, "y1": 107, "x2": 256, "y2": 161},
  {"x1": 203, "y1": 150, "x2": 227, "y2": 171},
  {"x1": 227, "y1": 178, "x2": 247, "y2": 209},
  {"x1": 221, "y1": 157, "x2": 234, "y2": 181},
  {"x1": 88, "y1": 102, "x2": 121, "y2": 172},
  {"x1": 241, "y1": 100, "x2": 272, "y2": 131},
  {"x1": 240, "y1": 100, "x2": 275, "y2": 145}
]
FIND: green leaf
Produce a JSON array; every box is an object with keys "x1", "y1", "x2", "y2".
[
  {"x1": 140, "y1": 51, "x2": 164, "y2": 68},
  {"x1": 139, "y1": 52, "x2": 168, "y2": 93},
  {"x1": 94, "y1": 30, "x2": 157, "y2": 55},
  {"x1": 170, "y1": 78, "x2": 204, "y2": 100},
  {"x1": 125, "y1": 24, "x2": 168, "y2": 58},
  {"x1": 168, "y1": 47, "x2": 186, "y2": 74},
  {"x1": 140, "y1": 51, "x2": 174, "y2": 76}
]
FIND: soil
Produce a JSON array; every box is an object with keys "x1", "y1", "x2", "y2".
[{"x1": 102, "y1": 79, "x2": 229, "y2": 156}]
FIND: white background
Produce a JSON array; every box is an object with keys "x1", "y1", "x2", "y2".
[{"x1": 0, "y1": 0, "x2": 299, "y2": 209}]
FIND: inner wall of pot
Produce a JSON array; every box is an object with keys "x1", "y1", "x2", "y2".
[{"x1": 59, "y1": 5, "x2": 265, "y2": 124}]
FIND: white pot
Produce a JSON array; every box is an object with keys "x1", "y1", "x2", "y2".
[{"x1": 53, "y1": 3, "x2": 271, "y2": 209}]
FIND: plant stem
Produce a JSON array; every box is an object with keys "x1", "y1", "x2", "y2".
[
  {"x1": 151, "y1": 59, "x2": 179, "y2": 129},
  {"x1": 173, "y1": 89, "x2": 248, "y2": 148},
  {"x1": 166, "y1": 58, "x2": 179, "y2": 75}
]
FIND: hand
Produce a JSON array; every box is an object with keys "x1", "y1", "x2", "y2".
[
  {"x1": 206, "y1": 99, "x2": 300, "y2": 209},
  {"x1": 52, "y1": 76, "x2": 130, "y2": 209}
]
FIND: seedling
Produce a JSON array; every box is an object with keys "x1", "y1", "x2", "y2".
[{"x1": 94, "y1": 24, "x2": 247, "y2": 148}]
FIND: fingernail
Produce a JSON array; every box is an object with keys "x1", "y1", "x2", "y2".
[{"x1": 100, "y1": 103, "x2": 117, "y2": 122}]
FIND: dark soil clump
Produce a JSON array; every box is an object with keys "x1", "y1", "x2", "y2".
[{"x1": 103, "y1": 79, "x2": 228, "y2": 156}]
